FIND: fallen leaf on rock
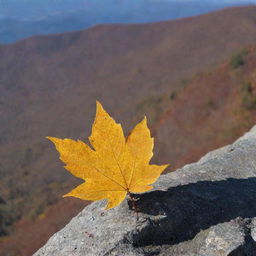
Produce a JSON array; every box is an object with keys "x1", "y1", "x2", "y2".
[{"x1": 47, "y1": 101, "x2": 168, "y2": 209}]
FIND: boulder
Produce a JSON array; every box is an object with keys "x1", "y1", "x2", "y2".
[{"x1": 34, "y1": 126, "x2": 256, "y2": 256}]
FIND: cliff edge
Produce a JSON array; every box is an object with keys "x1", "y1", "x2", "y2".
[{"x1": 34, "y1": 126, "x2": 256, "y2": 256}]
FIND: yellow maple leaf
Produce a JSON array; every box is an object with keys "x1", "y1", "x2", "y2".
[{"x1": 47, "y1": 101, "x2": 168, "y2": 209}]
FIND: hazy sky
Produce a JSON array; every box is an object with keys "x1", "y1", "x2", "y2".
[
  {"x1": 176, "y1": 0, "x2": 256, "y2": 1},
  {"x1": 0, "y1": 0, "x2": 255, "y2": 21}
]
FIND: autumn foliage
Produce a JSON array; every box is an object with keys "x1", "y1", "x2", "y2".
[{"x1": 47, "y1": 102, "x2": 168, "y2": 209}]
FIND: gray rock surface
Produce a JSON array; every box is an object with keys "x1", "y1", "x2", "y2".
[{"x1": 34, "y1": 126, "x2": 256, "y2": 256}]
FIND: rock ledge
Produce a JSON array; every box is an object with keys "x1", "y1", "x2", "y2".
[{"x1": 34, "y1": 126, "x2": 256, "y2": 256}]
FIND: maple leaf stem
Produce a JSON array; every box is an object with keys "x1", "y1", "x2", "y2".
[{"x1": 128, "y1": 192, "x2": 139, "y2": 220}]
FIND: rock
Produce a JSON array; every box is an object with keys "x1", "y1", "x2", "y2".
[{"x1": 34, "y1": 126, "x2": 256, "y2": 256}]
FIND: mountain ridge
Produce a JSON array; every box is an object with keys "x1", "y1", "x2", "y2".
[{"x1": 1, "y1": 2, "x2": 255, "y2": 43}]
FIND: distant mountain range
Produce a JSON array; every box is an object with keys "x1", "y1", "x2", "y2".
[{"x1": 0, "y1": 0, "x2": 255, "y2": 43}]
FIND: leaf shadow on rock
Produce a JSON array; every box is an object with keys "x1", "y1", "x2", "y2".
[{"x1": 129, "y1": 177, "x2": 256, "y2": 248}]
